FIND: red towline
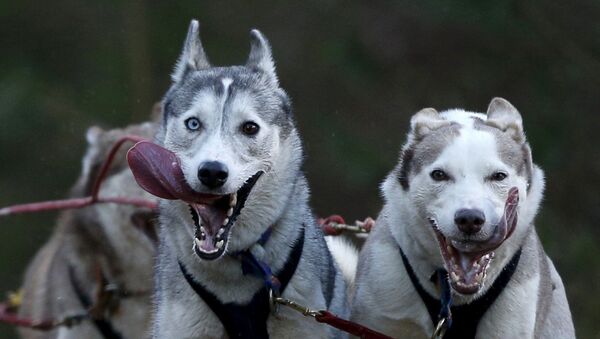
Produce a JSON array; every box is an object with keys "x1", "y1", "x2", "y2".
[{"x1": 0, "y1": 135, "x2": 158, "y2": 217}]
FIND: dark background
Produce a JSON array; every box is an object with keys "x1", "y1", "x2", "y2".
[{"x1": 1, "y1": 1, "x2": 598, "y2": 337}]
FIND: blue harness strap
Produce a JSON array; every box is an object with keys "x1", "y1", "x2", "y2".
[
  {"x1": 179, "y1": 226, "x2": 305, "y2": 339},
  {"x1": 399, "y1": 247, "x2": 522, "y2": 339}
]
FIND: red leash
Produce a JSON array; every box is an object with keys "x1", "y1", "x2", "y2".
[
  {"x1": 0, "y1": 135, "x2": 157, "y2": 217},
  {"x1": 315, "y1": 311, "x2": 394, "y2": 339}
]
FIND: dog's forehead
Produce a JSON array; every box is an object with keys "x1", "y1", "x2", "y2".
[
  {"x1": 164, "y1": 66, "x2": 282, "y2": 120},
  {"x1": 407, "y1": 111, "x2": 530, "y2": 175}
]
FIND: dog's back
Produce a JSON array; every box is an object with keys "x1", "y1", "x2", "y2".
[{"x1": 18, "y1": 121, "x2": 157, "y2": 339}]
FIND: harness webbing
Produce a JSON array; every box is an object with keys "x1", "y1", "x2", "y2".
[
  {"x1": 68, "y1": 266, "x2": 123, "y2": 339},
  {"x1": 179, "y1": 226, "x2": 305, "y2": 339},
  {"x1": 399, "y1": 247, "x2": 522, "y2": 338}
]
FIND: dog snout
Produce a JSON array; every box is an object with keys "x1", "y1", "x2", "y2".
[
  {"x1": 198, "y1": 161, "x2": 229, "y2": 189},
  {"x1": 454, "y1": 208, "x2": 486, "y2": 235}
]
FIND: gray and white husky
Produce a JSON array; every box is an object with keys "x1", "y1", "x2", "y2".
[
  {"x1": 149, "y1": 20, "x2": 351, "y2": 338},
  {"x1": 18, "y1": 121, "x2": 157, "y2": 339},
  {"x1": 351, "y1": 98, "x2": 575, "y2": 338}
]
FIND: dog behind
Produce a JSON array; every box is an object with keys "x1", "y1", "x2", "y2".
[{"x1": 18, "y1": 121, "x2": 157, "y2": 339}]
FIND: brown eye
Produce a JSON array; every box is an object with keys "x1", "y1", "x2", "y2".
[
  {"x1": 490, "y1": 171, "x2": 508, "y2": 181},
  {"x1": 430, "y1": 169, "x2": 450, "y2": 181},
  {"x1": 241, "y1": 121, "x2": 259, "y2": 136}
]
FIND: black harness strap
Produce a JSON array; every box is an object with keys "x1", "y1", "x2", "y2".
[
  {"x1": 68, "y1": 266, "x2": 123, "y2": 339},
  {"x1": 179, "y1": 226, "x2": 305, "y2": 339},
  {"x1": 399, "y1": 247, "x2": 522, "y2": 339}
]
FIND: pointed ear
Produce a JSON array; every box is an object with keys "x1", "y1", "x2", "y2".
[
  {"x1": 171, "y1": 19, "x2": 210, "y2": 83},
  {"x1": 246, "y1": 29, "x2": 278, "y2": 83},
  {"x1": 409, "y1": 108, "x2": 448, "y2": 140},
  {"x1": 486, "y1": 97, "x2": 525, "y2": 142}
]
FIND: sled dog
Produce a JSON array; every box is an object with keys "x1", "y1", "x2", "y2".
[
  {"x1": 19, "y1": 121, "x2": 157, "y2": 339},
  {"x1": 351, "y1": 98, "x2": 575, "y2": 338},
  {"x1": 148, "y1": 20, "x2": 350, "y2": 338}
]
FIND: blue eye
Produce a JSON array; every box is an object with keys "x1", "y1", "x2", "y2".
[{"x1": 185, "y1": 117, "x2": 201, "y2": 131}]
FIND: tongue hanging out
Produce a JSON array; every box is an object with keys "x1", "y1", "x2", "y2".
[
  {"x1": 429, "y1": 187, "x2": 520, "y2": 294},
  {"x1": 127, "y1": 141, "x2": 263, "y2": 260}
]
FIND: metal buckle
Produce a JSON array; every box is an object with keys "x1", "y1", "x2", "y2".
[
  {"x1": 268, "y1": 288, "x2": 280, "y2": 315},
  {"x1": 431, "y1": 317, "x2": 448, "y2": 339}
]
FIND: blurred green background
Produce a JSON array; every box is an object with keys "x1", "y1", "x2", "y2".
[{"x1": 0, "y1": 1, "x2": 598, "y2": 337}]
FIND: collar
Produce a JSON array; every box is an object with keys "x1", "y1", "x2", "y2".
[
  {"x1": 399, "y1": 246, "x2": 522, "y2": 339},
  {"x1": 179, "y1": 225, "x2": 305, "y2": 339}
]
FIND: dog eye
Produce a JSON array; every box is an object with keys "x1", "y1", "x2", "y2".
[
  {"x1": 430, "y1": 169, "x2": 450, "y2": 181},
  {"x1": 490, "y1": 171, "x2": 508, "y2": 181},
  {"x1": 185, "y1": 117, "x2": 202, "y2": 131},
  {"x1": 241, "y1": 121, "x2": 260, "y2": 136}
]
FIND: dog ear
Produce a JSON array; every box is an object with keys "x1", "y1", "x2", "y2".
[
  {"x1": 171, "y1": 19, "x2": 210, "y2": 83},
  {"x1": 409, "y1": 108, "x2": 448, "y2": 140},
  {"x1": 486, "y1": 97, "x2": 525, "y2": 143},
  {"x1": 246, "y1": 29, "x2": 278, "y2": 84}
]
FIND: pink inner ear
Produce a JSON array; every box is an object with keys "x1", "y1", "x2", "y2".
[{"x1": 127, "y1": 141, "x2": 201, "y2": 202}]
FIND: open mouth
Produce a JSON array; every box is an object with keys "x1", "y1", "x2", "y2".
[
  {"x1": 428, "y1": 187, "x2": 519, "y2": 294},
  {"x1": 126, "y1": 141, "x2": 264, "y2": 260},
  {"x1": 189, "y1": 172, "x2": 263, "y2": 260}
]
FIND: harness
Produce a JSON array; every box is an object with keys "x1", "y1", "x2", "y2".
[
  {"x1": 399, "y1": 247, "x2": 522, "y2": 338},
  {"x1": 178, "y1": 226, "x2": 305, "y2": 339},
  {"x1": 68, "y1": 265, "x2": 123, "y2": 339}
]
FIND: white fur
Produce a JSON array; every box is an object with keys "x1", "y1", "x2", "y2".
[
  {"x1": 325, "y1": 236, "x2": 359, "y2": 285},
  {"x1": 352, "y1": 100, "x2": 575, "y2": 338}
]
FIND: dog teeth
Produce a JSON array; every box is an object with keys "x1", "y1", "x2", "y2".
[
  {"x1": 229, "y1": 194, "x2": 237, "y2": 207},
  {"x1": 216, "y1": 240, "x2": 224, "y2": 249},
  {"x1": 194, "y1": 238, "x2": 202, "y2": 249},
  {"x1": 223, "y1": 218, "x2": 229, "y2": 226},
  {"x1": 227, "y1": 207, "x2": 233, "y2": 217},
  {"x1": 217, "y1": 228, "x2": 225, "y2": 237},
  {"x1": 450, "y1": 271, "x2": 460, "y2": 282},
  {"x1": 475, "y1": 272, "x2": 483, "y2": 283}
]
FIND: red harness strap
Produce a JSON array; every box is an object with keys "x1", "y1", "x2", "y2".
[
  {"x1": 315, "y1": 311, "x2": 394, "y2": 339},
  {"x1": 0, "y1": 135, "x2": 157, "y2": 217}
]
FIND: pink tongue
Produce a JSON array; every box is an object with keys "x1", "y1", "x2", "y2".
[{"x1": 127, "y1": 141, "x2": 203, "y2": 203}]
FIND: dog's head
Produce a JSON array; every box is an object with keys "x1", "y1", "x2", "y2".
[
  {"x1": 156, "y1": 20, "x2": 301, "y2": 260},
  {"x1": 383, "y1": 98, "x2": 545, "y2": 294},
  {"x1": 77, "y1": 121, "x2": 159, "y2": 248}
]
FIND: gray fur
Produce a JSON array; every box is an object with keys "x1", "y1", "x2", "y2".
[
  {"x1": 152, "y1": 20, "x2": 349, "y2": 338},
  {"x1": 18, "y1": 121, "x2": 158, "y2": 339},
  {"x1": 351, "y1": 98, "x2": 575, "y2": 338}
]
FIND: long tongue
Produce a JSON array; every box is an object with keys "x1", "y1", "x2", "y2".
[{"x1": 127, "y1": 141, "x2": 206, "y2": 203}]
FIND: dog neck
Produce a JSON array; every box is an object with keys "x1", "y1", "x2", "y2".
[
  {"x1": 178, "y1": 224, "x2": 305, "y2": 339},
  {"x1": 399, "y1": 245, "x2": 522, "y2": 338}
]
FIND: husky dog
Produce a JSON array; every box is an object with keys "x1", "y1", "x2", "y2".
[
  {"x1": 148, "y1": 20, "x2": 349, "y2": 338},
  {"x1": 351, "y1": 98, "x2": 575, "y2": 338},
  {"x1": 18, "y1": 121, "x2": 157, "y2": 339}
]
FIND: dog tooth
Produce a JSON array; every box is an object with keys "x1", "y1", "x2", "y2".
[
  {"x1": 446, "y1": 245, "x2": 454, "y2": 255},
  {"x1": 230, "y1": 194, "x2": 237, "y2": 207},
  {"x1": 200, "y1": 226, "x2": 206, "y2": 233},
  {"x1": 475, "y1": 272, "x2": 483, "y2": 282},
  {"x1": 450, "y1": 271, "x2": 460, "y2": 282},
  {"x1": 217, "y1": 228, "x2": 225, "y2": 237},
  {"x1": 223, "y1": 218, "x2": 229, "y2": 226},
  {"x1": 216, "y1": 240, "x2": 224, "y2": 249},
  {"x1": 227, "y1": 207, "x2": 233, "y2": 217},
  {"x1": 194, "y1": 238, "x2": 202, "y2": 249}
]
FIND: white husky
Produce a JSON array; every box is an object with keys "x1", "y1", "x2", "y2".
[
  {"x1": 351, "y1": 98, "x2": 575, "y2": 338},
  {"x1": 129, "y1": 20, "x2": 351, "y2": 338}
]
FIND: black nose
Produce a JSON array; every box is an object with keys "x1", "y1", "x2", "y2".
[
  {"x1": 454, "y1": 208, "x2": 486, "y2": 234},
  {"x1": 198, "y1": 161, "x2": 228, "y2": 189}
]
